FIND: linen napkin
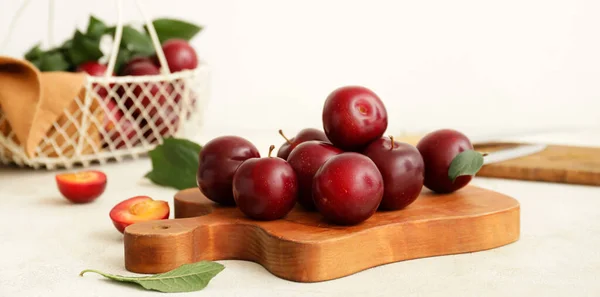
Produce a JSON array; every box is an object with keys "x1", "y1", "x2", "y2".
[{"x1": 0, "y1": 55, "x2": 103, "y2": 159}]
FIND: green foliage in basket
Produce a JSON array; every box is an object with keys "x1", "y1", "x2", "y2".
[{"x1": 24, "y1": 15, "x2": 203, "y2": 74}]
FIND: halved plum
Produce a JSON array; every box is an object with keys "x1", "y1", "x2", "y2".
[
  {"x1": 109, "y1": 196, "x2": 170, "y2": 233},
  {"x1": 55, "y1": 170, "x2": 107, "y2": 203}
]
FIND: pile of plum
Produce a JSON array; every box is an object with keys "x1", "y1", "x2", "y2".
[
  {"x1": 197, "y1": 85, "x2": 477, "y2": 225},
  {"x1": 78, "y1": 39, "x2": 199, "y2": 148}
]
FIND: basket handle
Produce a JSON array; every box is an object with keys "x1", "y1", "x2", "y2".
[
  {"x1": 105, "y1": 0, "x2": 172, "y2": 77},
  {"x1": 1, "y1": 0, "x2": 55, "y2": 54}
]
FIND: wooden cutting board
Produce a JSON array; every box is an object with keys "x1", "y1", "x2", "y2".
[
  {"x1": 474, "y1": 143, "x2": 600, "y2": 186},
  {"x1": 396, "y1": 134, "x2": 600, "y2": 186},
  {"x1": 123, "y1": 186, "x2": 520, "y2": 282}
]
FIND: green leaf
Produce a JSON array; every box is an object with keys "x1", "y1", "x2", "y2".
[
  {"x1": 68, "y1": 30, "x2": 104, "y2": 66},
  {"x1": 144, "y1": 137, "x2": 203, "y2": 190},
  {"x1": 86, "y1": 15, "x2": 107, "y2": 40},
  {"x1": 39, "y1": 51, "x2": 70, "y2": 71},
  {"x1": 80, "y1": 261, "x2": 224, "y2": 293},
  {"x1": 148, "y1": 18, "x2": 203, "y2": 43},
  {"x1": 105, "y1": 25, "x2": 157, "y2": 74},
  {"x1": 448, "y1": 150, "x2": 485, "y2": 183},
  {"x1": 60, "y1": 39, "x2": 73, "y2": 50},
  {"x1": 24, "y1": 44, "x2": 45, "y2": 69},
  {"x1": 122, "y1": 26, "x2": 155, "y2": 56},
  {"x1": 106, "y1": 25, "x2": 155, "y2": 56},
  {"x1": 24, "y1": 44, "x2": 43, "y2": 61},
  {"x1": 113, "y1": 46, "x2": 133, "y2": 75},
  {"x1": 29, "y1": 59, "x2": 42, "y2": 69}
]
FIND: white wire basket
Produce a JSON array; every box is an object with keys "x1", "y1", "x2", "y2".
[{"x1": 0, "y1": 0, "x2": 210, "y2": 170}]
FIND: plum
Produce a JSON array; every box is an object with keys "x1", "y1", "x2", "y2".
[
  {"x1": 322, "y1": 86, "x2": 388, "y2": 151},
  {"x1": 197, "y1": 136, "x2": 261, "y2": 205},
  {"x1": 232, "y1": 145, "x2": 298, "y2": 220},
  {"x1": 416, "y1": 129, "x2": 482, "y2": 193},
  {"x1": 313, "y1": 152, "x2": 384, "y2": 225}
]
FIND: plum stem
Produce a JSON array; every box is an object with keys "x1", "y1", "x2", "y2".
[
  {"x1": 278, "y1": 129, "x2": 292, "y2": 145},
  {"x1": 268, "y1": 145, "x2": 276, "y2": 157},
  {"x1": 389, "y1": 135, "x2": 395, "y2": 150}
]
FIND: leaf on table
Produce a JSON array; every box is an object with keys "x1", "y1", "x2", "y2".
[
  {"x1": 448, "y1": 149, "x2": 485, "y2": 183},
  {"x1": 148, "y1": 18, "x2": 203, "y2": 43},
  {"x1": 68, "y1": 30, "x2": 104, "y2": 66},
  {"x1": 80, "y1": 261, "x2": 224, "y2": 293},
  {"x1": 145, "y1": 137, "x2": 202, "y2": 190}
]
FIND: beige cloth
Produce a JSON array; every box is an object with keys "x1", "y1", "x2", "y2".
[{"x1": 0, "y1": 56, "x2": 102, "y2": 159}]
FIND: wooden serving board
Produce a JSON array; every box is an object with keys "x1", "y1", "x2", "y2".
[
  {"x1": 123, "y1": 186, "x2": 520, "y2": 282},
  {"x1": 396, "y1": 134, "x2": 600, "y2": 186}
]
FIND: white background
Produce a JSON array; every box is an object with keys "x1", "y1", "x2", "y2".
[
  {"x1": 2, "y1": 2, "x2": 600, "y2": 296},
  {"x1": 1, "y1": 0, "x2": 599, "y2": 146}
]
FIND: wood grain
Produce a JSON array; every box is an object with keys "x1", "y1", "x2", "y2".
[
  {"x1": 123, "y1": 186, "x2": 520, "y2": 282},
  {"x1": 474, "y1": 143, "x2": 600, "y2": 186}
]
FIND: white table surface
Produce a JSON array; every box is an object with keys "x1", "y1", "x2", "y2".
[{"x1": 2, "y1": 128, "x2": 600, "y2": 297}]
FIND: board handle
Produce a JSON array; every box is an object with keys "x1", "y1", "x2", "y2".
[{"x1": 124, "y1": 215, "x2": 216, "y2": 274}]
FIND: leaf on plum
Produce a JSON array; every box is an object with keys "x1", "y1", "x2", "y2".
[{"x1": 448, "y1": 150, "x2": 485, "y2": 183}]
